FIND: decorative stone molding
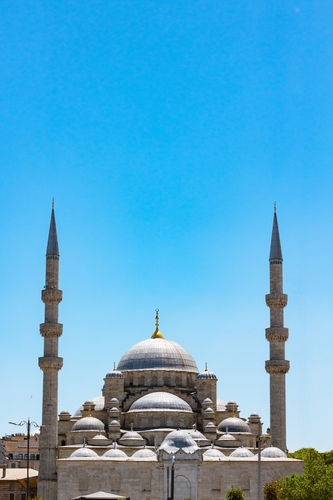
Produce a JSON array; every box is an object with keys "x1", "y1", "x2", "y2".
[
  {"x1": 265, "y1": 293, "x2": 288, "y2": 308},
  {"x1": 41, "y1": 289, "x2": 63, "y2": 304},
  {"x1": 265, "y1": 360, "x2": 290, "y2": 374},
  {"x1": 265, "y1": 327, "x2": 289, "y2": 342},
  {"x1": 38, "y1": 356, "x2": 63, "y2": 371},
  {"x1": 40, "y1": 323, "x2": 63, "y2": 338}
]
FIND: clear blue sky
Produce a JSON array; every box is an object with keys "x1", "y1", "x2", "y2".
[{"x1": 1, "y1": 0, "x2": 333, "y2": 452}]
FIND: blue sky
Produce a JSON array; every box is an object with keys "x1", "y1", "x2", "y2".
[{"x1": 1, "y1": 1, "x2": 333, "y2": 452}]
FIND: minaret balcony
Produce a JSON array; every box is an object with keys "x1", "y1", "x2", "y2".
[
  {"x1": 40, "y1": 323, "x2": 63, "y2": 338},
  {"x1": 38, "y1": 356, "x2": 63, "y2": 372},
  {"x1": 265, "y1": 293, "x2": 288, "y2": 308},
  {"x1": 42, "y1": 288, "x2": 63, "y2": 304},
  {"x1": 265, "y1": 327, "x2": 289, "y2": 342},
  {"x1": 265, "y1": 360, "x2": 290, "y2": 374}
]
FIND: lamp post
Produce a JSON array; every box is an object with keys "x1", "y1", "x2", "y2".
[
  {"x1": 9, "y1": 418, "x2": 39, "y2": 499},
  {"x1": 170, "y1": 455, "x2": 175, "y2": 500},
  {"x1": 257, "y1": 421, "x2": 262, "y2": 500}
]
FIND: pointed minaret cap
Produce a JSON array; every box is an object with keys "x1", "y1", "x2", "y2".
[
  {"x1": 46, "y1": 198, "x2": 60, "y2": 256},
  {"x1": 151, "y1": 309, "x2": 164, "y2": 339},
  {"x1": 269, "y1": 203, "x2": 283, "y2": 261}
]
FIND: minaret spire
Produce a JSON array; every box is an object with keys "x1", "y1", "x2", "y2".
[
  {"x1": 265, "y1": 207, "x2": 289, "y2": 451},
  {"x1": 38, "y1": 203, "x2": 63, "y2": 500}
]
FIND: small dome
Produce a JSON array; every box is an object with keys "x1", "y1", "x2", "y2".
[
  {"x1": 227, "y1": 400, "x2": 237, "y2": 405},
  {"x1": 72, "y1": 416, "x2": 105, "y2": 432},
  {"x1": 103, "y1": 448, "x2": 128, "y2": 459},
  {"x1": 218, "y1": 417, "x2": 251, "y2": 433},
  {"x1": 119, "y1": 430, "x2": 145, "y2": 446},
  {"x1": 204, "y1": 407, "x2": 214, "y2": 413},
  {"x1": 131, "y1": 448, "x2": 157, "y2": 460},
  {"x1": 129, "y1": 392, "x2": 192, "y2": 413},
  {"x1": 60, "y1": 410, "x2": 70, "y2": 415},
  {"x1": 110, "y1": 398, "x2": 119, "y2": 403},
  {"x1": 187, "y1": 429, "x2": 210, "y2": 446},
  {"x1": 109, "y1": 420, "x2": 120, "y2": 427},
  {"x1": 261, "y1": 446, "x2": 287, "y2": 458},
  {"x1": 92, "y1": 434, "x2": 106, "y2": 440},
  {"x1": 217, "y1": 433, "x2": 236, "y2": 442},
  {"x1": 105, "y1": 368, "x2": 124, "y2": 379},
  {"x1": 159, "y1": 429, "x2": 199, "y2": 454},
  {"x1": 118, "y1": 338, "x2": 198, "y2": 373},
  {"x1": 204, "y1": 447, "x2": 225, "y2": 459},
  {"x1": 70, "y1": 447, "x2": 98, "y2": 458},
  {"x1": 197, "y1": 369, "x2": 217, "y2": 380},
  {"x1": 109, "y1": 407, "x2": 119, "y2": 412},
  {"x1": 230, "y1": 447, "x2": 254, "y2": 458},
  {"x1": 202, "y1": 398, "x2": 213, "y2": 404},
  {"x1": 250, "y1": 412, "x2": 260, "y2": 417}
]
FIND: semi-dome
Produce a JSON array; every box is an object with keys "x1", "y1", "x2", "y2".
[
  {"x1": 230, "y1": 447, "x2": 254, "y2": 458},
  {"x1": 159, "y1": 429, "x2": 199, "y2": 454},
  {"x1": 128, "y1": 392, "x2": 192, "y2": 413},
  {"x1": 217, "y1": 417, "x2": 251, "y2": 433},
  {"x1": 117, "y1": 338, "x2": 198, "y2": 372},
  {"x1": 72, "y1": 416, "x2": 105, "y2": 432},
  {"x1": 70, "y1": 447, "x2": 98, "y2": 458},
  {"x1": 216, "y1": 398, "x2": 227, "y2": 411},
  {"x1": 261, "y1": 446, "x2": 287, "y2": 458},
  {"x1": 74, "y1": 396, "x2": 105, "y2": 417}
]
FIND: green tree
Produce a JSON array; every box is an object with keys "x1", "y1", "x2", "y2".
[
  {"x1": 225, "y1": 486, "x2": 245, "y2": 500},
  {"x1": 264, "y1": 481, "x2": 281, "y2": 500},
  {"x1": 278, "y1": 448, "x2": 333, "y2": 500}
]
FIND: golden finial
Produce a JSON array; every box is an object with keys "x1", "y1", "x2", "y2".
[
  {"x1": 151, "y1": 309, "x2": 164, "y2": 339},
  {"x1": 274, "y1": 202, "x2": 276, "y2": 213},
  {"x1": 113, "y1": 362, "x2": 116, "y2": 371},
  {"x1": 205, "y1": 362, "x2": 208, "y2": 371},
  {"x1": 52, "y1": 197, "x2": 54, "y2": 210}
]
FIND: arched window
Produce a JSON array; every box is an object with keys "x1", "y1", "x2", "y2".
[
  {"x1": 211, "y1": 472, "x2": 221, "y2": 491},
  {"x1": 142, "y1": 473, "x2": 152, "y2": 491},
  {"x1": 79, "y1": 472, "x2": 89, "y2": 491},
  {"x1": 111, "y1": 472, "x2": 121, "y2": 491},
  {"x1": 239, "y1": 471, "x2": 250, "y2": 491}
]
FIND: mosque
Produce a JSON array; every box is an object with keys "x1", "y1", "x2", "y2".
[{"x1": 37, "y1": 206, "x2": 302, "y2": 500}]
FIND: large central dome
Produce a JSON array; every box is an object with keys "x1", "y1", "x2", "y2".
[{"x1": 117, "y1": 337, "x2": 198, "y2": 372}]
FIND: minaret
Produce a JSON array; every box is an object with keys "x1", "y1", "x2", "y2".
[
  {"x1": 38, "y1": 201, "x2": 63, "y2": 500},
  {"x1": 265, "y1": 206, "x2": 289, "y2": 451}
]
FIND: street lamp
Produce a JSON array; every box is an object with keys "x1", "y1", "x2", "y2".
[
  {"x1": 257, "y1": 420, "x2": 262, "y2": 500},
  {"x1": 9, "y1": 418, "x2": 39, "y2": 499},
  {"x1": 170, "y1": 455, "x2": 175, "y2": 500}
]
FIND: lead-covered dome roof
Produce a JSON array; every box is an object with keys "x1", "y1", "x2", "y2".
[
  {"x1": 128, "y1": 392, "x2": 192, "y2": 413},
  {"x1": 217, "y1": 417, "x2": 251, "y2": 433},
  {"x1": 72, "y1": 416, "x2": 105, "y2": 432},
  {"x1": 159, "y1": 429, "x2": 199, "y2": 454},
  {"x1": 117, "y1": 337, "x2": 198, "y2": 372}
]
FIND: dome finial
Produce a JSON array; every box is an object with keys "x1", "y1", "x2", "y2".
[
  {"x1": 274, "y1": 201, "x2": 276, "y2": 213},
  {"x1": 205, "y1": 362, "x2": 208, "y2": 371},
  {"x1": 113, "y1": 362, "x2": 116, "y2": 370},
  {"x1": 151, "y1": 309, "x2": 164, "y2": 338}
]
